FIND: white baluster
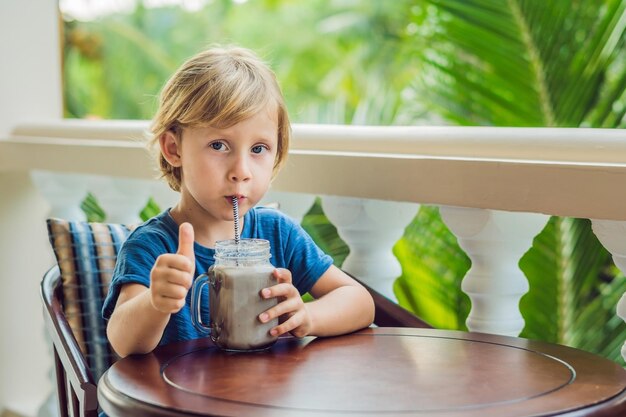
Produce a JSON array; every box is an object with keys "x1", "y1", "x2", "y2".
[
  {"x1": 88, "y1": 176, "x2": 153, "y2": 224},
  {"x1": 261, "y1": 191, "x2": 316, "y2": 223},
  {"x1": 619, "y1": 294, "x2": 626, "y2": 362},
  {"x1": 31, "y1": 171, "x2": 88, "y2": 221},
  {"x1": 590, "y1": 219, "x2": 626, "y2": 361},
  {"x1": 322, "y1": 196, "x2": 419, "y2": 301},
  {"x1": 439, "y1": 206, "x2": 548, "y2": 336}
]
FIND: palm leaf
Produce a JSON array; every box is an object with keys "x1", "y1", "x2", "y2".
[
  {"x1": 519, "y1": 218, "x2": 612, "y2": 345},
  {"x1": 394, "y1": 206, "x2": 471, "y2": 330},
  {"x1": 410, "y1": 0, "x2": 626, "y2": 127},
  {"x1": 80, "y1": 193, "x2": 106, "y2": 222},
  {"x1": 140, "y1": 198, "x2": 162, "y2": 222},
  {"x1": 301, "y1": 197, "x2": 349, "y2": 268}
]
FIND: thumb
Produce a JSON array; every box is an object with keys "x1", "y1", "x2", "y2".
[
  {"x1": 273, "y1": 268, "x2": 292, "y2": 284},
  {"x1": 177, "y1": 222, "x2": 195, "y2": 261}
]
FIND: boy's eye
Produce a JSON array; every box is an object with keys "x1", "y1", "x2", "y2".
[
  {"x1": 209, "y1": 141, "x2": 227, "y2": 151},
  {"x1": 251, "y1": 145, "x2": 267, "y2": 154}
]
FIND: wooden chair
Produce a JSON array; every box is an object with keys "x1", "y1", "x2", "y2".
[
  {"x1": 41, "y1": 265, "x2": 100, "y2": 417},
  {"x1": 40, "y1": 218, "x2": 430, "y2": 417}
]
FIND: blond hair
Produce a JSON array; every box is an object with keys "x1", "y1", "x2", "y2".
[{"x1": 150, "y1": 46, "x2": 290, "y2": 191}]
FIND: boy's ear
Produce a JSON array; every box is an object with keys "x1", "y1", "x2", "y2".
[{"x1": 159, "y1": 131, "x2": 182, "y2": 167}]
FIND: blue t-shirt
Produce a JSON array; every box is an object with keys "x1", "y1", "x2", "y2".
[{"x1": 101, "y1": 207, "x2": 333, "y2": 346}]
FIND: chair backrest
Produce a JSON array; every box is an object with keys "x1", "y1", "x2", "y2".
[
  {"x1": 41, "y1": 266, "x2": 97, "y2": 417},
  {"x1": 42, "y1": 218, "x2": 135, "y2": 417}
]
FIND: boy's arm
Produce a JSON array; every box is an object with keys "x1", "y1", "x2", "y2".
[
  {"x1": 305, "y1": 265, "x2": 375, "y2": 336},
  {"x1": 107, "y1": 223, "x2": 195, "y2": 357},
  {"x1": 106, "y1": 283, "x2": 171, "y2": 357}
]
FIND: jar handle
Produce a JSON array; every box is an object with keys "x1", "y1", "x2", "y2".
[{"x1": 190, "y1": 273, "x2": 211, "y2": 334}]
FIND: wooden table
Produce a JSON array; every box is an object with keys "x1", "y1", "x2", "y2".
[{"x1": 98, "y1": 327, "x2": 626, "y2": 416}]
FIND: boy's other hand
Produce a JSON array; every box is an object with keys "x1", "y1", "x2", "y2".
[
  {"x1": 258, "y1": 268, "x2": 313, "y2": 338},
  {"x1": 149, "y1": 222, "x2": 195, "y2": 314}
]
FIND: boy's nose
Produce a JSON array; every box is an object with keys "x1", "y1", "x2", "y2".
[{"x1": 229, "y1": 155, "x2": 252, "y2": 182}]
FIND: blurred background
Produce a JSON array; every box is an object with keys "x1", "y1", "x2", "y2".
[
  {"x1": 59, "y1": 0, "x2": 626, "y2": 364},
  {"x1": 58, "y1": 0, "x2": 626, "y2": 366}
]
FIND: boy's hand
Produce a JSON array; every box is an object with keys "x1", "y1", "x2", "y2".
[
  {"x1": 149, "y1": 222, "x2": 195, "y2": 314},
  {"x1": 258, "y1": 268, "x2": 313, "y2": 338}
]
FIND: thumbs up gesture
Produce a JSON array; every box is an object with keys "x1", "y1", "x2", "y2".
[
  {"x1": 176, "y1": 222, "x2": 195, "y2": 261},
  {"x1": 149, "y1": 223, "x2": 195, "y2": 314}
]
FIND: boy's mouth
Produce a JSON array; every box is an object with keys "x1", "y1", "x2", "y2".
[{"x1": 226, "y1": 195, "x2": 246, "y2": 202}]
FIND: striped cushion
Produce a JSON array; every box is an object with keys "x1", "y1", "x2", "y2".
[{"x1": 46, "y1": 218, "x2": 135, "y2": 381}]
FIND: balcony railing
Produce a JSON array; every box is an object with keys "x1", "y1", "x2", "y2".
[
  {"x1": 3, "y1": 119, "x2": 626, "y2": 338},
  {"x1": 1, "y1": 120, "x2": 626, "y2": 415}
]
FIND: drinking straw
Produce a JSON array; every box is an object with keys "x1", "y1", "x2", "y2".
[{"x1": 232, "y1": 196, "x2": 240, "y2": 244}]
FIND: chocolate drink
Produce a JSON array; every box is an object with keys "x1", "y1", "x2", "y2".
[{"x1": 209, "y1": 264, "x2": 278, "y2": 351}]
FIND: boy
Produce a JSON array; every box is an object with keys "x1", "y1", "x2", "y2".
[{"x1": 102, "y1": 46, "x2": 375, "y2": 357}]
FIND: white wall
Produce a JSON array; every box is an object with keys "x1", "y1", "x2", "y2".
[{"x1": 0, "y1": 1, "x2": 62, "y2": 415}]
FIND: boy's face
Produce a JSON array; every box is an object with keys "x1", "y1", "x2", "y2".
[{"x1": 165, "y1": 109, "x2": 279, "y2": 227}]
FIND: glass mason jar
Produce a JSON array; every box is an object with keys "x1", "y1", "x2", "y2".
[{"x1": 191, "y1": 239, "x2": 278, "y2": 352}]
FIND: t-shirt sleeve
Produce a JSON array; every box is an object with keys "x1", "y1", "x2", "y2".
[
  {"x1": 101, "y1": 234, "x2": 164, "y2": 321},
  {"x1": 280, "y1": 215, "x2": 334, "y2": 295}
]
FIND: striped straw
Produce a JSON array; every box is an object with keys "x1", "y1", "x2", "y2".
[{"x1": 232, "y1": 196, "x2": 240, "y2": 244}]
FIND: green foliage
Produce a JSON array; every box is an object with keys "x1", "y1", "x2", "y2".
[
  {"x1": 80, "y1": 193, "x2": 106, "y2": 222},
  {"x1": 394, "y1": 206, "x2": 471, "y2": 330},
  {"x1": 140, "y1": 197, "x2": 162, "y2": 221},
  {"x1": 62, "y1": 0, "x2": 418, "y2": 123},
  {"x1": 80, "y1": 194, "x2": 160, "y2": 223},
  {"x1": 520, "y1": 218, "x2": 612, "y2": 340},
  {"x1": 406, "y1": 0, "x2": 626, "y2": 128},
  {"x1": 300, "y1": 198, "x2": 349, "y2": 268}
]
